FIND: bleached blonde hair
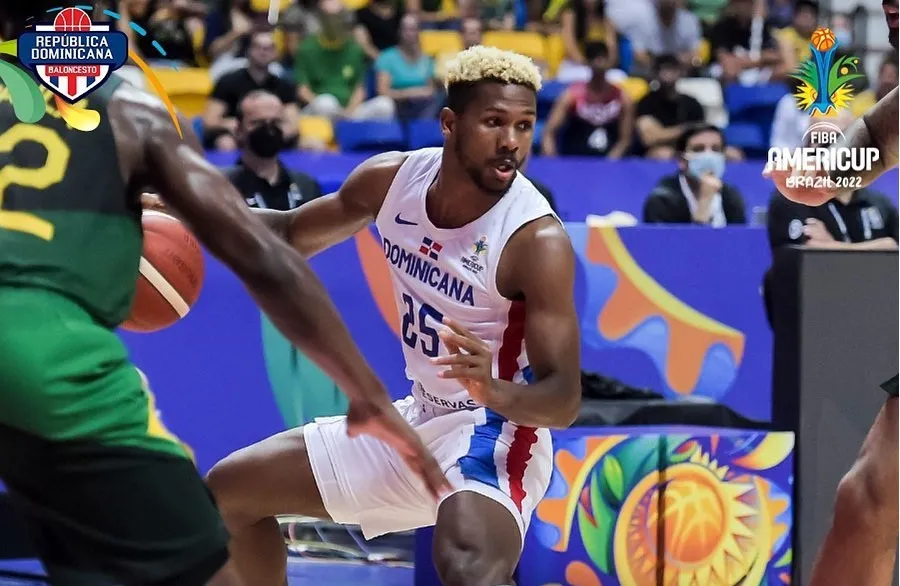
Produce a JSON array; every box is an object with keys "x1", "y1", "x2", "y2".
[{"x1": 443, "y1": 45, "x2": 543, "y2": 92}]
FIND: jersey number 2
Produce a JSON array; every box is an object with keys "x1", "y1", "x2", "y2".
[
  {"x1": 0, "y1": 124, "x2": 71, "y2": 241},
  {"x1": 401, "y1": 293, "x2": 444, "y2": 358}
]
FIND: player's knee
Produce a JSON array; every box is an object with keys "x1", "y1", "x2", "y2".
[
  {"x1": 834, "y1": 456, "x2": 898, "y2": 534},
  {"x1": 434, "y1": 545, "x2": 513, "y2": 586},
  {"x1": 205, "y1": 456, "x2": 255, "y2": 531}
]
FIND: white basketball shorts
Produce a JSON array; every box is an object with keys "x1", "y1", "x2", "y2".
[{"x1": 303, "y1": 395, "x2": 553, "y2": 543}]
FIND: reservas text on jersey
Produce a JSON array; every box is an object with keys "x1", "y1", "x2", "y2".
[{"x1": 382, "y1": 238, "x2": 475, "y2": 306}]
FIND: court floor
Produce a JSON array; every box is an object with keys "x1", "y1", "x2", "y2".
[{"x1": 0, "y1": 558, "x2": 413, "y2": 585}]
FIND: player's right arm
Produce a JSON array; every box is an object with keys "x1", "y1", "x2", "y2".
[
  {"x1": 111, "y1": 88, "x2": 449, "y2": 497},
  {"x1": 253, "y1": 151, "x2": 406, "y2": 258}
]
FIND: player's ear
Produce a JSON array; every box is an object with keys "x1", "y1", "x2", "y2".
[{"x1": 439, "y1": 107, "x2": 455, "y2": 139}]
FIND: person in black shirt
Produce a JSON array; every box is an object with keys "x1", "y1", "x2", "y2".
[
  {"x1": 226, "y1": 90, "x2": 322, "y2": 211},
  {"x1": 708, "y1": 0, "x2": 782, "y2": 84},
  {"x1": 354, "y1": 0, "x2": 403, "y2": 61},
  {"x1": 202, "y1": 29, "x2": 301, "y2": 150},
  {"x1": 642, "y1": 124, "x2": 746, "y2": 225},
  {"x1": 635, "y1": 54, "x2": 705, "y2": 159},
  {"x1": 766, "y1": 188, "x2": 899, "y2": 251}
]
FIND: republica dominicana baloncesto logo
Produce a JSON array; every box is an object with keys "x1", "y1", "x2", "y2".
[
  {"x1": 0, "y1": 5, "x2": 182, "y2": 135},
  {"x1": 765, "y1": 26, "x2": 880, "y2": 190}
]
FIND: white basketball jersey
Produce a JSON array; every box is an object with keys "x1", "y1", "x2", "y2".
[{"x1": 374, "y1": 148, "x2": 558, "y2": 412}]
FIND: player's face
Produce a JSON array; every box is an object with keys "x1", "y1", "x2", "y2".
[
  {"x1": 450, "y1": 83, "x2": 537, "y2": 196},
  {"x1": 884, "y1": 0, "x2": 899, "y2": 48}
]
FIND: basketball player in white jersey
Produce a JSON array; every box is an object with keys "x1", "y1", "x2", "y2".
[
  {"x1": 205, "y1": 46, "x2": 581, "y2": 586},
  {"x1": 765, "y1": 2, "x2": 899, "y2": 583}
]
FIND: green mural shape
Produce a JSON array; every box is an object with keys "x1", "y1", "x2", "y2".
[
  {"x1": 260, "y1": 314, "x2": 348, "y2": 428},
  {"x1": 0, "y1": 41, "x2": 46, "y2": 124}
]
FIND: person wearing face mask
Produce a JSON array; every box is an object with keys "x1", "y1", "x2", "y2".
[
  {"x1": 226, "y1": 91, "x2": 322, "y2": 211},
  {"x1": 635, "y1": 54, "x2": 706, "y2": 159},
  {"x1": 642, "y1": 124, "x2": 747, "y2": 225}
]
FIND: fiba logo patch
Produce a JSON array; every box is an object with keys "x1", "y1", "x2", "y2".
[{"x1": 17, "y1": 7, "x2": 129, "y2": 103}]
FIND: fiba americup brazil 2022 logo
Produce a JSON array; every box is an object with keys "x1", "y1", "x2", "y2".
[
  {"x1": 765, "y1": 26, "x2": 881, "y2": 189},
  {"x1": 0, "y1": 5, "x2": 181, "y2": 134}
]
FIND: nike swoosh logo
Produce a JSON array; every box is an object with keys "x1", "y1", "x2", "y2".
[{"x1": 395, "y1": 213, "x2": 418, "y2": 226}]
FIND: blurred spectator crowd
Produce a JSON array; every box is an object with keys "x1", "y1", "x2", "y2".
[{"x1": 36, "y1": 0, "x2": 899, "y2": 159}]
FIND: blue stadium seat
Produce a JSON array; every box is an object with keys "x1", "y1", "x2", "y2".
[
  {"x1": 532, "y1": 120, "x2": 545, "y2": 153},
  {"x1": 617, "y1": 34, "x2": 633, "y2": 74},
  {"x1": 725, "y1": 122, "x2": 768, "y2": 157},
  {"x1": 192, "y1": 116, "x2": 203, "y2": 139},
  {"x1": 407, "y1": 119, "x2": 444, "y2": 150},
  {"x1": 334, "y1": 120, "x2": 407, "y2": 152},
  {"x1": 537, "y1": 80, "x2": 567, "y2": 119},
  {"x1": 724, "y1": 83, "x2": 789, "y2": 118}
]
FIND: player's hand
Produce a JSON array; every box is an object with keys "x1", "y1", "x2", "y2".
[
  {"x1": 803, "y1": 218, "x2": 835, "y2": 243},
  {"x1": 345, "y1": 398, "x2": 452, "y2": 500},
  {"x1": 432, "y1": 317, "x2": 495, "y2": 406},
  {"x1": 763, "y1": 167, "x2": 837, "y2": 207}
]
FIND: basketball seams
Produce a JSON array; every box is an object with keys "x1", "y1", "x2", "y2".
[{"x1": 138, "y1": 257, "x2": 191, "y2": 318}]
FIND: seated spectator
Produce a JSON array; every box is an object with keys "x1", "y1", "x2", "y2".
[
  {"x1": 354, "y1": 0, "x2": 403, "y2": 61},
  {"x1": 376, "y1": 14, "x2": 441, "y2": 120},
  {"x1": 202, "y1": 0, "x2": 254, "y2": 81},
  {"x1": 435, "y1": 17, "x2": 483, "y2": 80},
  {"x1": 769, "y1": 75, "x2": 809, "y2": 149},
  {"x1": 642, "y1": 124, "x2": 747, "y2": 225},
  {"x1": 406, "y1": 0, "x2": 454, "y2": 28},
  {"x1": 708, "y1": 0, "x2": 783, "y2": 85},
  {"x1": 296, "y1": 0, "x2": 395, "y2": 120},
  {"x1": 766, "y1": 188, "x2": 898, "y2": 252},
  {"x1": 629, "y1": 0, "x2": 702, "y2": 75},
  {"x1": 227, "y1": 90, "x2": 323, "y2": 211},
  {"x1": 635, "y1": 54, "x2": 706, "y2": 159},
  {"x1": 118, "y1": 0, "x2": 204, "y2": 67},
  {"x1": 202, "y1": 29, "x2": 300, "y2": 151},
  {"x1": 829, "y1": 12, "x2": 854, "y2": 48},
  {"x1": 875, "y1": 53, "x2": 898, "y2": 100},
  {"x1": 542, "y1": 42, "x2": 634, "y2": 158},
  {"x1": 480, "y1": 0, "x2": 517, "y2": 30},
  {"x1": 775, "y1": 0, "x2": 818, "y2": 76},
  {"x1": 558, "y1": 0, "x2": 619, "y2": 83}
]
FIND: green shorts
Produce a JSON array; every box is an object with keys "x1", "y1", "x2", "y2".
[{"x1": 0, "y1": 287, "x2": 230, "y2": 585}]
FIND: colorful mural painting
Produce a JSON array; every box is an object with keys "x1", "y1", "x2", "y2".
[{"x1": 521, "y1": 429, "x2": 794, "y2": 586}]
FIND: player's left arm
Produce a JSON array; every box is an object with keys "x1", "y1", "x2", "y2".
[
  {"x1": 830, "y1": 86, "x2": 899, "y2": 186},
  {"x1": 608, "y1": 96, "x2": 634, "y2": 160},
  {"x1": 487, "y1": 217, "x2": 582, "y2": 428}
]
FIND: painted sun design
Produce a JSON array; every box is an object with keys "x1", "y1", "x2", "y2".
[{"x1": 535, "y1": 436, "x2": 791, "y2": 586}]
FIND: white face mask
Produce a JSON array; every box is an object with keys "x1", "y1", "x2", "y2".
[
  {"x1": 686, "y1": 151, "x2": 726, "y2": 180},
  {"x1": 834, "y1": 28, "x2": 853, "y2": 46}
]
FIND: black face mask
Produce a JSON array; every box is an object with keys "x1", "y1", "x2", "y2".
[{"x1": 246, "y1": 123, "x2": 284, "y2": 158}]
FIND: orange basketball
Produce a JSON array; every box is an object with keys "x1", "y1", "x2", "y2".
[
  {"x1": 121, "y1": 211, "x2": 205, "y2": 333},
  {"x1": 811, "y1": 27, "x2": 836, "y2": 51}
]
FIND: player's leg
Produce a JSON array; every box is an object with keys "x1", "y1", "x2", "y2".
[
  {"x1": 207, "y1": 397, "x2": 437, "y2": 586},
  {"x1": 0, "y1": 289, "x2": 240, "y2": 586},
  {"x1": 807, "y1": 393, "x2": 898, "y2": 586},
  {"x1": 205, "y1": 429, "x2": 330, "y2": 586},
  {"x1": 432, "y1": 491, "x2": 522, "y2": 586}
]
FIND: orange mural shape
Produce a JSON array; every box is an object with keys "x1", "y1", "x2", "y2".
[{"x1": 585, "y1": 227, "x2": 745, "y2": 394}]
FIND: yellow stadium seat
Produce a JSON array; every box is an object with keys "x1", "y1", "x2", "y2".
[
  {"x1": 545, "y1": 33, "x2": 565, "y2": 77},
  {"x1": 273, "y1": 28, "x2": 286, "y2": 56},
  {"x1": 250, "y1": 0, "x2": 292, "y2": 12},
  {"x1": 482, "y1": 31, "x2": 547, "y2": 62},
  {"x1": 616, "y1": 77, "x2": 649, "y2": 102},
  {"x1": 150, "y1": 67, "x2": 212, "y2": 117},
  {"x1": 420, "y1": 30, "x2": 463, "y2": 58},
  {"x1": 698, "y1": 38, "x2": 710, "y2": 65},
  {"x1": 343, "y1": 0, "x2": 370, "y2": 9},
  {"x1": 298, "y1": 116, "x2": 335, "y2": 147},
  {"x1": 191, "y1": 23, "x2": 208, "y2": 67}
]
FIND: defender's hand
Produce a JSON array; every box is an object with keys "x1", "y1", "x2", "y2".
[
  {"x1": 432, "y1": 317, "x2": 495, "y2": 406},
  {"x1": 346, "y1": 398, "x2": 451, "y2": 500}
]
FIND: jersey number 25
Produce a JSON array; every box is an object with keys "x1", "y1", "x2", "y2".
[{"x1": 401, "y1": 293, "x2": 444, "y2": 358}]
